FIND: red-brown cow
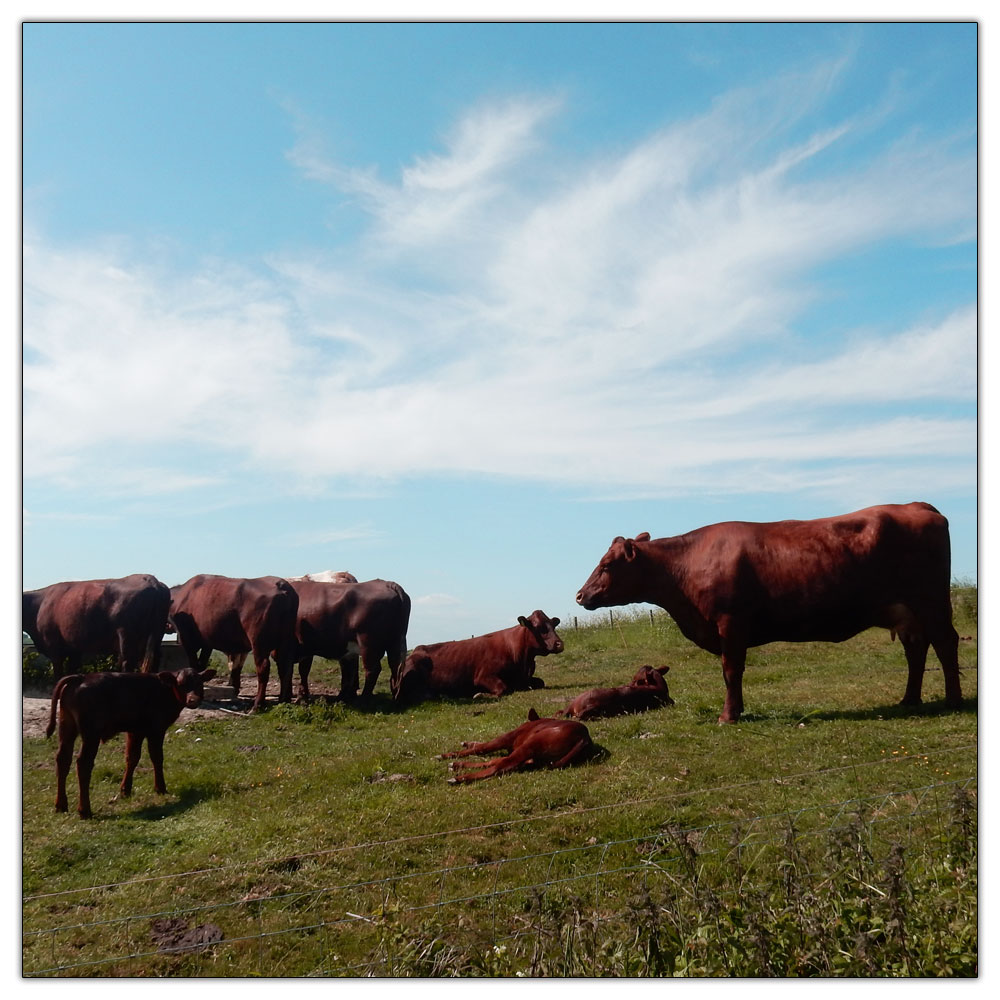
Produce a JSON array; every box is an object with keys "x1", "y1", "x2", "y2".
[
  {"x1": 168, "y1": 575, "x2": 299, "y2": 712},
  {"x1": 576, "y1": 502, "x2": 964, "y2": 724},
  {"x1": 22, "y1": 574, "x2": 171, "y2": 680},
  {"x1": 439, "y1": 708, "x2": 595, "y2": 782},
  {"x1": 392, "y1": 611, "x2": 564, "y2": 704},
  {"x1": 46, "y1": 667, "x2": 216, "y2": 818},
  {"x1": 291, "y1": 578, "x2": 411, "y2": 701},
  {"x1": 558, "y1": 665, "x2": 674, "y2": 720}
]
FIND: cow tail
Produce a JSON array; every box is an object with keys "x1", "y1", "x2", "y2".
[
  {"x1": 390, "y1": 581, "x2": 411, "y2": 674},
  {"x1": 141, "y1": 629, "x2": 161, "y2": 673},
  {"x1": 46, "y1": 675, "x2": 82, "y2": 738}
]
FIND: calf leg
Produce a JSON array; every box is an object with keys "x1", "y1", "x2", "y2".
[
  {"x1": 54, "y1": 723, "x2": 76, "y2": 813},
  {"x1": 147, "y1": 731, "x2": 168, "y2": 794},
  {"x1": 120, "y1": 733, "x2": 144, "y2": 797},
  {"x1": 450, "y1": 747, "x2": 534, "y2": 782},
  {"x1": 550, "y1": 738, "x2": 591, "y2": 769},
  {"x1": 75, "y1": 737, "x2": 100, "y2": 819}
]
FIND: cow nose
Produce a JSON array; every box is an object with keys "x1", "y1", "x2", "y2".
[{"x1": 575, "y1": 590, "x2": 584, "y2": 605}]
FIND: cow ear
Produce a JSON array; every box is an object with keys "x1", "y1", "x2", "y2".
[
  {"x1": 635, "y1": 532, "x2": 651, "y2": 542},
  {"x1": 550, "y1": 617, "x2": 560, "y2": 627},
  {"x1": 623, "y1": 539, "x2": 637, "y2": 561},
  {"x1": 517, "y1": 616, "x2": 529, "y2": 628},
  {"x1": 528, "y1": 707, "x2": 539, "y2": 721}
]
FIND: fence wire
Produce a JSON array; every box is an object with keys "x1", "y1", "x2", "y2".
[{"x1": 23, "y1": 772, "x2": 976, "y2": 977}]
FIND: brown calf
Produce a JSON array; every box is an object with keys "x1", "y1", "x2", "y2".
[
  {"x1": 439, "y1": 708, "x2": 594, "y2": 783},
  {"x1": 46, "y1": 668, "x2": 215, "y2": 818},
  {"x1": 558, "y1": 665, "x2": 674, "y2": 720}
]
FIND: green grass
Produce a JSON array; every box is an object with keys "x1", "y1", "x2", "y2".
[{"x1": 22, "y1": 589, "x2": 978, "y2": 977}]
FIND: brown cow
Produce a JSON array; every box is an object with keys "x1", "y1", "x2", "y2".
[
  {"x1": 22, "y1": 574, "x2": 171, "y2": 679},
  {"x1": 168, "y1": 575, "x2": 299, "y2": 712},
  {"x1": 291, "y1": 578, "x2": 411, "y2": 701},
  {"x1": 392, "y1": 610, "x2": 564, "y2": 704},
  {"x1": 46, "y1": 667, "x2": 216, "y2": 818},
  {"x1": 439, "y1": 708, "x2": 595, "y2": 782},
  {"x1": 576, "y1": 502, "x2": 964, "y2": 724},
  {"x1": 558, "y1": 665, "x2": 674, "y2": 720}
]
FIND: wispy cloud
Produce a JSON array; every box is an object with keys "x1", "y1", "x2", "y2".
[{"x1": 23, "y1": 62, "x2": 975, "y2": 508}]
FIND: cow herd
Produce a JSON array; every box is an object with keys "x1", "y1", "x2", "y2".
[{"x1": 25, "y1": 500, "x2": 967, "y2": 817}]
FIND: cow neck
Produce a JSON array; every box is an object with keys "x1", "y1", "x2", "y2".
[{"x1": 638, "y1": 536, "x2": 717, "y2": 648}]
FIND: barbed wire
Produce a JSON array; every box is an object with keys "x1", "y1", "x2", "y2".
[{"x1": 24, "y1": 775, "x2": 976, "y2": 977}]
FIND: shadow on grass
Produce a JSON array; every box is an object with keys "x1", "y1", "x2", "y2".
[
  {"x1": 127, "y1": 783, "x2": 224, "y2": 821},
  {"x1": 693, "y1": 696, "x2": 977, "y2": 727}
]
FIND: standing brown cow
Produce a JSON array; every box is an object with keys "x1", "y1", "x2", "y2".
[
  {"x1": 168, "y1": 575, "x2": 299, "y2": 712},
  {"x1": 576, "y1": 502, "x2": 964, "y2": 723},
  {"x1": 291, "y1": 578, "x2": 411, "y2": 701},
  {"x1": 22, "y1": 574, "x2": 171, "y2": 679}
]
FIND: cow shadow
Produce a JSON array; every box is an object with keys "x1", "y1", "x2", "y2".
[
  {"x1": 101, "y1": 783, "x2": 222, "y2": 822},
  {"x1": 695, "y1": 696, "x2": 977, "y2": 727}
]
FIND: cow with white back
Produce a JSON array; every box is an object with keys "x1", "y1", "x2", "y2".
[
  {"x1": 575, "y1": 502, "x2": 963, "y2": 724},
  {"x1": 22, "y1": 574, "x2": 171, "y2": 680},
  {"x1": 291, "y1": 578, "x2": 411, "y2": 701}
]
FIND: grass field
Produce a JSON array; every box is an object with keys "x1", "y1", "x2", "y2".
[{"x1": 21, "y1": 590, "x2": 978, "y2": 977}]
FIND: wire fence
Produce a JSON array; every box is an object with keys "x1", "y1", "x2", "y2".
[{"x1": 23, "y1": 758, "x2": 977, "y2": 978}]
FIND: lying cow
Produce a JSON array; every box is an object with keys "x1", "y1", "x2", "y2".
[
  {"x1": 576, "y1": 502, "x2": 964, "y2": 723},
  {"x1": 439, "y1": 708, "x2": 595, "y2": 782},
  {"x1": 558, "y1": 665, "x2": 674, "y2": 720},
  {"x1": 46, "y1": 667, "x2": 216, "y2": 819},
  {"x1": 392, "y1": 611, "x2": 564, "y2": 703},
  {"x1": 22, "y1": 574, "x2": 171, "y2": 679},
  {"x1": 168, "y1": 575, "x2": 299, "y2": 712}
]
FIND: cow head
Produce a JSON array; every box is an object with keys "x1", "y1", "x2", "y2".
[
  {"x1": 160, "y1": 667, "x2": 217, "y2": 709},
  {"x1": 517, "y1": 611, "x2": 564, "y2": 655},
  {"x1": 392, "y1": 654, "x2": 432, "y2": 703},
  {"x1": 576, "y1": 533, "x2": 651, "y2": 610}
]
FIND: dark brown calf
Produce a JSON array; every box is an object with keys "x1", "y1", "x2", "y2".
[
  {"x1": 439, "y1": 708, "x2": 594, "y2": 783},
  {"x1": 558, "y1": 665, "x2": 674, "y2": 720},
  {"x1": 46, "y1": 667, "x2": 215, "y2": 819}
]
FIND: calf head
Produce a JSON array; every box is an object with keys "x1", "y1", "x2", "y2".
[
  {"x1": 576, "y1": 533, "x2": 651, "y2": 610},
  {"x1": 159, "y1": 667, "x2": 217, "y2": 708},
  {"x1": 517, "y1": 610, "x2": 564, "y2": 655},
  {"x1": 632, "y1": 665, "x2": 674, "y2": 704}
]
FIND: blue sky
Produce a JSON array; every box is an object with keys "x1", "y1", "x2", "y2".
[{"x1": 21, "y1": 21, "x2": 978, "y2": 646}]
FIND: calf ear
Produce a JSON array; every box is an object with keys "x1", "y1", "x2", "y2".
[
  {"x1": 517, "y1": 616, "x2": 529, "y2": 627},
  {"x1": 549, "y1": 617, "x2": 560, "y2": 627},
  {"x1": 657, "y1": 665, "x2": 670, "y2": 674},
  {"x1": 157, "y1": 671, "x2": 180, "y2": 689},
  {"x1": 199, "y1": 668, "x2": 217, "y2": 683},
  {"x1": 527, "y1": 707, "x2": 540, "y2": 721}
]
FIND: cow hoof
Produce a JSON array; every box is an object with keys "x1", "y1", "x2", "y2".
[
  {"x1": 717, "y1": 716, "x2": 738, "y2": 725},
  {"x1": 447, "y1": 777, "x2": 459, "y2": 785}
]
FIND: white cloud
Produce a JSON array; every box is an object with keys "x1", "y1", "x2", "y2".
[{"x1": 23, "y1": 70, "x2": 975, "y2": 508}]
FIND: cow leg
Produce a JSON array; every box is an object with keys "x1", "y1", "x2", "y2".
[
  {"x1": 718, "y1": 634, "x2": 747, "y2": 724},
  {"x1": 297, "y1": 655, "x2": 314, "y2": 703},
  {"x1": 147, "y1": 731, "x2": 168, "y2": 794},
  {"x1": 228, "y1": 652, "x2": 245, "y2": 696},
  {"x1": 75, "y1": 737, "x2": 100, "y2": 819},
  {"x1": 120, "y1": 732, "x2": 144, "y2": 797},
  {"x1": 358, "y1": 637, "x2": 382, "y2": 698},
  {"x1": 931, "y1": 625, "x2": 963, "y2": 707},
  {"x1": 899, "y1": 634, "x2": 931, "y2": 706},
  {"x1": 54, "y1": 722, "x2": 76, "y2": 813},
  {"x1": 338, "y1": 652, "x2": 360, "y2": 701},
  {"x1": 273, "y1": 648, "x2": 294, "y2": 705},
  {"x1": 249, "y1": 650, "x2": 271, "y2": 713}
]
